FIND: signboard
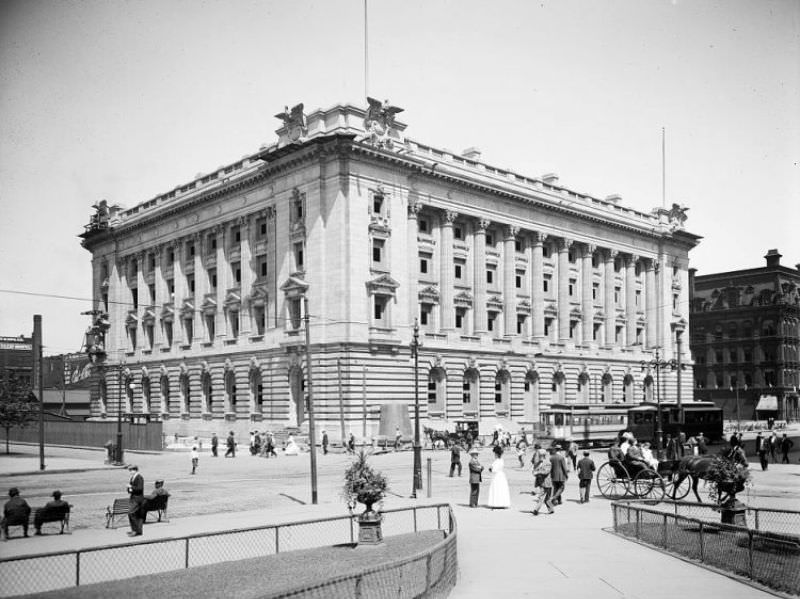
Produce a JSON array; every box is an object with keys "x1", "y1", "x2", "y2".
[{"x1": 43, "y1": 354, "x2": 95, "y2": 390}]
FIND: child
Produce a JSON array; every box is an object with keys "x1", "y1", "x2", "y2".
[{"x1": 190, "y1": 446, "x2": 199, "y2": 475}]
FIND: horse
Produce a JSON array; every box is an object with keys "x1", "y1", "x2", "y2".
[
  {"x1": 670, "y1": 447, "x2": 748, "y2": 503},
  {"x1": 423, "y1": 426, "x2": 451, "y2": 450}
]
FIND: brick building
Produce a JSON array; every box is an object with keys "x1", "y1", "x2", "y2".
[{"x1": 689, "y1": 249, "x2": 800, "y2": 422}]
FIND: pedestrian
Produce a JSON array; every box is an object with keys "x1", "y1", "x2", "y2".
[
  {"x1": 265, "y1": 432, "x2": 278, "y2": 458},
  {"x1": 756, "y1": 431, "x2": 768, "y2": 471},
  {"x1": 347, "y1": 432, "x2": 356, "y2": 454},
  {"x1": 567, "y1": 438, "x2": 579, "y2": 471},
  {"x1": 322, "y1": 430, "x2": 329, "y2": 455},
  {"x1": 531, "y1": 442, "x2": 547, "y2": 471},
  {"x1": 769, "y1": 432, "x2": 779, "y2": 463},
  {"x1": 394, "y1": 426, "x2": 402, "y2": 451},
  {"x1": 695, "y1": 432, "x2": 708, "y2": 456},
  {"x1": 225, "y1": 431, "x2": 236, "y2": 458},
  {"x1": 549, "y1": 445, "x2": 569, "y2": 506},
  {"x1": 532, "y1": 450, "x2": 554, "y2": 516},
  {"x1": 449, "y1": 442, "x2": 462, "y2": 477},
  {"x1": 468, "y1": 448, "x2": 483, "y2": 507},
  {"x1": 780, "y1": 434, "x2": 794, "y2": 464},
  {"x1": 487, "y1": 445, "x2": 511, "y2": 509},
  {"x1": 1, "y1": 487, "x2": 31, "y2": 539},
  {"x1": 190, "y1": 446, "x2": 199, "y2": 474},
  {"x1": 577, "y1": 451, "x2": 596, "y2": 504},
  {"x1": 492, "y1": 428, "x2": 499, "y2": 447},
  {"x1": 126, "y1": 465, "x2": 144, "y2": 537},
  {"x1": 211, "y1": 432, "x2": 218, "y2": 457},
  {"x1": 515, "y1": 436, "x2": 527, "y2": 468},
  {"x1": 34, "y1": 490, "x2": 69, "y2": 535}
]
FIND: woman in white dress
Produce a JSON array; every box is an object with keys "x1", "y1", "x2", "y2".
[
  {"x1": 487, "y1": 445, "x2": 511, "y2": 509},
  {"x1": 284, "y1": 434, "x2": 300, "y2": 456}
]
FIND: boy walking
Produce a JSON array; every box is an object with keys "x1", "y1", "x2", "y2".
[{"x1": 577, "y1": 451, "x2": 596, "y2": 503}]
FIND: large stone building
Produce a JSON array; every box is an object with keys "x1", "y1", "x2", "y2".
[
  {"x1": 690, "y1": 249, "x2": 800, "y2": 422},
  {"x1": 80, "y1": 101, "x2": 700, "y2": 442}
]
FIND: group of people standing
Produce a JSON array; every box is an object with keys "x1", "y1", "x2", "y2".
[{"x1": 755, "y1": 431, "x2": 794, "y2": 470}]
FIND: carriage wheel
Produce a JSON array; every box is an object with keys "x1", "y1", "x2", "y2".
[
  {"x1": 633, "y1": 469, "x2": 665, "y2": 502},
  {"x1": 665, "y1": 472, "x2": 691, "y2": 500},
  {"x1": 596, "y1": 461, "x2": 630, "y2": 499}
]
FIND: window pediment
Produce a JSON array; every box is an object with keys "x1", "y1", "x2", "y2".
[
  {"x1": 142, "y1": 306, "x2": 157, "y2": 325},
  {"x1": 249, "y1": 282, "x2": 269, "y2": 307},
  {"x1": 224, "y1": 287, "x2": 242, "y2": 309},
  {"x1": 366, "y1": 274, "x2": 400, "y2": 296},
  {"x1": 125, "y1": 311, "x2": 139, "y2": 328},
  {"x1": 486, "y1": 295, "x2": 503, "y2": 310},
  {"x1": 201, "y1": 293, "x2": 218, "y2": 314},
  {"x1": 418, "y1": 284, "x2": 440, "y2": 304},
  {"x1": 454, "y1": 290, "x2": 473, "y2": 307},
  {"x1": 180, "y1": 299, "x2": 195, "y2": 319},
  {"x1": 281, "y1": 275, "x2": 309, "y2": 298},
  {"x1": 161, "y1": 303, "x2": 175, "y2": 322}
]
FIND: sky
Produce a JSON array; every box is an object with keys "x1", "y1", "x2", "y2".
[{"x1": 1, "y1": 0, "x2": 798, "y2": 356}]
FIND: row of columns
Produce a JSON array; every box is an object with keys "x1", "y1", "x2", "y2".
[{"x1": 408, "y1": 204, "x2": 667, "y2": 349}]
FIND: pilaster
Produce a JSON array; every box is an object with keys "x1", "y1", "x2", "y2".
[
  {"x1": 503, "y1": 225, "x2": 519, "y2": 336},
  {"x1": 439, "y1": 210, "x2": 457, "y2": 331}
]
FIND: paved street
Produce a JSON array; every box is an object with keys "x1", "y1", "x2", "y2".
[{"x1": 1, "y1": 442, "x2": 798, "y2": 597}]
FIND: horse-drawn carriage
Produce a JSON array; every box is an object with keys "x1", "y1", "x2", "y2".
[
  {"x1": 595, "y1": 458, "x2": 691, "y2": 501},
  {"x1": 424, "y1": 420, "x2": 480, "y2": 449}
]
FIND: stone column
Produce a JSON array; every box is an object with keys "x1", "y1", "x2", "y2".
[
  {"x1": 625, "y1": 254, "x2": 638, "y2": 347},
  {"x1": 240, "y1": 216, "x2": 253, "y2": 337},
  {"x1": 531, "y1": 232, "x2": 547, "y2": 339},
  {"x1": 108, "y1": 256, "x2": 125, "y2": 357},
  {"x1": 172, "y1": 240, "x2": 185, "y2": 346},
  {"x1": 503, "y1": 225, "x2": 519, "y2": 336},
  {"x1": 194, "y1": 232, "x2": 206, "y2": 343},
  {"x1": 407, "y1": 201, "x2": 421, "y2": 324},
  {"x1": 582, "y1": 244, "x2": 595, "y2": 345},
  {"x1": 439, "y1": 210, "x2": 457, "y2": 331},
  {"x1": 473, "y1": 218, "x2": 489, "y2": 334},
  {"x1": 604, "y1": 249, "x2": 618, "y2": 347},
  {"x1": 216, "y1": 225, "x2": 228, "y2": 338},
  {"x1": 153, "y1": 245, "x2": 166, "y2": 348},
  {"x1": 645, "y1": 258, "x2": 657, "y2": 349},
  {"x1": 557, "y1": 238, "x2": 572, "y2": 342}
]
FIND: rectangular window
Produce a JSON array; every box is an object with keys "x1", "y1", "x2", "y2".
[
  {"x1": 419, "y1": 257, "x2": 428, "y2": 274},
  {"x1": 454, "y1": 262, "x2": 463, "y2": 280},
  {"x1": 592, "y1": 255, "x2": 599, "y2": 268},
  {"x1": 486, "y1": 232, "x2": 494, "y2": 246},
  {"x1": 372, "y1": 194, "x2": 384, "y2": 214},
  {"x1": 253, "y1": 306, "x2": 265, "y2": 335},
  {"x1": 230, "y1": 226, "x2": 241, "y2": 246},
  {"x1": 542, "y1": 245, "x2": 550, "y2": 258},
  {"x1": 462, "y1": 380, "x2": 471, "y2": 404},
  {"x1": 568, "y1": 249, "x2": 576, "y2": 263},
  {"x1": 132, "y1": 287, "x2": 139, "y2": 310},
  {"x1": 374, "y1": 297, "x2": 385, "y2": 321},
  {"x1": 455, "y1": 308, "x2": 466, "y2": 329},
  {"x1": 256, "y1": 217, "x2": 267, "y2": 239},
  {"x1": 184, "y1": 318, "x2": 193, "y2": 345},
  {"x1": 635, "y1": 290, "x2": 641, "y2": 307},
  {"x1": 188, "y1": 243, "x2": 195, "y2": 258},
  {"x1": 167, "y1": 250, "x2": 175, "y2": 267},
  {"x1": 148, "y1": 254, "x2": 155, "y2": 271},
  {"x1": 372, "y1": 239, "x2": 384, "y2": 265},
  {"x1": 167, "y1": 279, "x2": 175, "y2": 297},
  {"x1": 145, "y1": 324, "x2": 154, "y2": 349},
  {"x1": 289, "y1": 299, "x2": 302, "y2": 330},
  {"x1": 163, "y1": 321, "x2": 173, "y2": 347},
  {"x1": 187, "y1": 274, "x2": 195, "y2": 294},
  {"x1": 615, "y1": 287, "x2": 621, "y2": 305},
  {"x1": 516, "y1": 270, "x2": 524, "y2": 289},
  {"x1": 514, "y1": 239, "x2": 522, "y2": 252},
  {"x1": 543, "y1": 275, "x2": 551, "y2": 294},
  {"x1": 129, "y1": 328, "x2": 137, "y2": 351},
  {"x1": 569, "y1": 278, "x2": 576, "y2": 297},
  {"x1": 294, "y1": 242, "x2": 304, "y2": 270},
  {"x1": 428, "y1": 380, "x2": 437, "y2": 403},
  {"x1": 257, "y1": 255, "x2": 268, "y2": 280},
  {"x1": 454, "y1": 225, "x2": 463, "y2": 240},
  {"x1": 418, "y1": 218, "x2": 429, "y2": 233},
  {"x1": 486, "y1": 268, "x2": 494, "y2": 285},
  {"x1": 517, "y1": 315, "x2": 525, "y2": 334},
  {"x1": 569, "y1": 321, "x2": 576, "y2": 339},
  {"x1": 232, "y1": 261, "x2": 241, "y2": 285},
  {"x1": 420, "y1": 304, "x2": 432, "y2": 326},
  {"x1": 148, "y1": 283, "x2": 156, "y2": 304},
  {"x1": 487, "y1": 312, "x2": 495, "y2": 332},
  {"x1": 673, "y1": 293, "x2": 679, "y2": 310},
  {"x1": 544, "y1": 319, "x2": 550, "y2": 336},
  {"x1": 208, "y1": 268, "x2": 217, "y2": 291},
  {"x1": 208, "y1": 235, "x2": 217, "y2": 253},
  {"x1": 494, "y1": 381, "x2": 502, "y2": 403},
  {"x1": 229, "y1": 311, "x2": 239, "y2": 337},
  {"x1": 205, "y1": 314, "x2": 215, "y2": 340},
  {"x1": 102, "y1": 292, "x2": 109, "y2": 313},
  {"x1": 592, "y1": 282, "x2": 599, "y2": 300}
]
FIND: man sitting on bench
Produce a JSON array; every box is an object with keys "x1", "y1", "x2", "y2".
[
  {"x1": 34, "y1": 490, "x2": 69, "y2": 535},
  {"x1": 1, "y1": 487, "x2": 31, "y2": 539}
]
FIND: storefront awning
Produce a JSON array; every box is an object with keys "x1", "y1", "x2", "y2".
[{"x1": 755, "y1": 395, "x2": 778, "y2": 411}]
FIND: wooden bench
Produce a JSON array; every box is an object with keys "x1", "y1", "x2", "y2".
[
  {"x1": 34, "y1": 504, "x2": 72, "y2": 535},
  {"x1": 143, "y1": 493, "x2": 170, "y2": 523},
  {"x1": 105, "y1": 498, "x2": 129, "y2": 529},
  {"x1": 105, "y1": 494, "x2": 170, "y2": 529},
  {"x1": 1, "y1": 511, "x2": 32, "y2": 539}
]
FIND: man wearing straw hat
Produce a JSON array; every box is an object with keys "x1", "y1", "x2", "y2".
[{"x1": 468, "y1": 448, "x2": 484, "y2": 508}]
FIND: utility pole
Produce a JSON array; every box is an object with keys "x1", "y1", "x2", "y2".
[
  {"x1": 411, "y1": 320, "x2": 422, "y2": 497},
  {"x1": 303, "y1": 297, "x2": 318, "y2": 505},
  {"x1": 33, "y1": 315, "x2": 45, "y2": 471}
]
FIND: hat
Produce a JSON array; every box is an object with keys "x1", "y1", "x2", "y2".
[
  {"x1": 155, "y1": 479, "x2": 164, "y2": 486},
  {"x1": 128, "y1": 465, "x2": 138, "y2": 471},
  {"x1": 52, "y1": 490, "x2": 62, "y2": 499},
  {"x1": 583, "y1": 450, "x2": 590, "y2": 456},
  {"x1": 469, "y1": 448, "x2": 479, "y2": 455},
  {"x1": 554, "y1": 444, "x2": 562, "y2": 450}
]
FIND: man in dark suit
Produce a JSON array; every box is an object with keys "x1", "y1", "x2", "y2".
[
  {"x1": 127, "y1": 465, "x2": 144, "y2": 536},
  {"x1": 576, "y1": 451, "x2": 596, "y2": 504},
  {"x1": 468, "y1": 448, "x2": 483, "y2": 507},
  {"x1": 549, "y1": 446, "x2": 569, "y2": 506},
  {"x1": 1, "y1": 487, "x2": 31, "y2": 539},
  {"x1": 322, "y1": 430, "x2": 329, "y2": 455},
  {"x1": 34, "y1": 490, "x2": 69, "y2": 535},
  {"x1": 756, "y1": 432, "x2": 768, "y2": 471},
  {"x1": 449, "y1": 443, "x2": 462, "y2": 477}
]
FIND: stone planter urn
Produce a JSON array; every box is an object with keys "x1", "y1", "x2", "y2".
[{"x1": 357, "y1": 501, "x2": 383, "y2": 545}]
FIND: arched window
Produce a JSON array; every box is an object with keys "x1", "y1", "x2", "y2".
[
  {"x1": 643, "y1": 375, "x2": 654, "y2": 402},
  {"x1": 160, "y1": 375, "x2": 170, "y2": 414},
  {"x1": 180, "y1": 374, "x2": 190, "y2": 415},
  {"x1": 224, "y1": 369, "x2": 236, "y2": 413},
  {"x1": 142, "y1": 377, "x2": 151, "y2": 413},
  {"x1": 494, "y1": 370, "x2": 510, "y2": 414},
  {"x1": 461, "y1": 368, "x2": 478, "y2": 409},
  {"x1": 523, "y1": 371, "x2": 540, "y2": 422},
  {"x1": 551, "y1": 371, "x2": 565, "y2": 403},
  {"x1": 249, "y1": 369, "x2": 263, "y2": 414},
  {"x1": 577, "y1": 372, "x2": 590, "y2": 403},
  {"x1": 202, "y1": 372, "x2": 212, "y2": 414},
  {"x1": 428, "y1": 367, "x2": 447, "y2": 414},
  {"x1": 623, "y1": 374, "x2": 635, "y2": 403},
  {"x1": 601, "y1": 373, "x2": 613, "y2": 403}
]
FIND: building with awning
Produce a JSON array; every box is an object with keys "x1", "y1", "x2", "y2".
[{"x1": 755, "y1": 395, "x2": 778, "y2": 413}]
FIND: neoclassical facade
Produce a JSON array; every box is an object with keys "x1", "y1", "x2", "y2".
[{"x1": 80, "y1": 102, "x2": 700, "y2": 441}]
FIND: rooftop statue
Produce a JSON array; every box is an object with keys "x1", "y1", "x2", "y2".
[
  {"x1": 274, "y1": 103, "x2": 306, "y2": 142},
  {"x1": 363, "y1": 97, "x2": 404, "y2": 150}
]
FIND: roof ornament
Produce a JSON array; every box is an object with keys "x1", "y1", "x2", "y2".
[
  {"x1": 274, "y1": 103, "x2": 307, "y2": 144},
  {"x1": 666, "y1": 203, "x2": 689, "y2": 231},
  {"x1": 363, "y1": 97, "x2": 404, "y2": 150}
]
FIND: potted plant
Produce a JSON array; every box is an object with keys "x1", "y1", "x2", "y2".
[
  {"x1": 706, "y1": 454, "x2": 752, "y2": 525},
  {"x1": 342, "y1": 450, "x2": 388, "y2": 545}
]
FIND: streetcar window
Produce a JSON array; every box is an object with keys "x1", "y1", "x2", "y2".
[{"x1": 555, "y1": 414, "x2": 564, "y2": 426}]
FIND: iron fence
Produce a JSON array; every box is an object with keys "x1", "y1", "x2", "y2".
[
  {"x1": 0, "y1": 503, "x2": 456, "y2": 599},
  {"x1": 612, "y1": 500, "x2": 800, "y2": 596}
]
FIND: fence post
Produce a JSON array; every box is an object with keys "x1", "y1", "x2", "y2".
[
  {"x1": 754, "y1": 509, "x2": 760, "y2": 532},
  {"x1": 437, "y1": 506, "x2": 442, "y2": 531},
  {"x1": 662, "y1": 513, "x2": 668, "y2": 548},
  {"x1": 635, "y1": 509, "x2": 641, "y2": 539},
  {"x1": 425, "y1": 553, "x2": 432, "y2": 592},
  {"x1": 413, "y1": 506, "x2": 418, "y2": 533},
  {"x1": 350, "y1": 516, "x2": 355, "y2": 544},
  {"x1": 75, "y1": 551, "x2": 80, "y2": 587},
  {"x1": 185, "y1": 537, "x2": 190, "y2": 569},
  {"x1": 699, "y1": 522, "x2": 705, "y2": 562},
  {"x1": 427, "y1": 458, "x2": 432, "y2": 498},
  {"x1": 275, "y1": 525, "x2": 280, "y2": 554},
  {"x1": 612, "y1": 504, "x2": 618, "y2": 531},
  {"x1": 748, "y1": 530, "x2": 754, "y2": 579}
]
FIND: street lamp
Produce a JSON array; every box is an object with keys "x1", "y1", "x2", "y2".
[
  {"x1": 411, "y1": 319, "x2": 422, "y2": 498},
  {"x1": 640, "y1": 347, "x2": 684, "y2": 459}
]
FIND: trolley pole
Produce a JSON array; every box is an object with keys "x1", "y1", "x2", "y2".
[
  {"x1": 411, "y1": 319, "x2": 422, "y2": 497},
  {"x1": 33, "y1": 315, "x2": 45, "y2": 471},
  {"x1": 303, "y1": 297, "x2": 319, "y2": 505}
]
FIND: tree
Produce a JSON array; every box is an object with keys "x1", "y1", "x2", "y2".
[{"x1": 0, "y1": 374, "x2": 38, "y2": 454}]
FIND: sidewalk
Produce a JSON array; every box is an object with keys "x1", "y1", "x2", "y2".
[{"x1": 1, "y1": 447, "x2": 795, "y2": 598}]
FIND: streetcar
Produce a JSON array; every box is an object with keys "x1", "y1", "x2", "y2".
[{"x1": 626, "y1": 401, "x2": 724, "y2": 444}]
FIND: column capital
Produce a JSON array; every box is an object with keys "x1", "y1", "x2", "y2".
[
  {"x1": 606, "y1": 248, "x2": 619, "y2": 260},
  {"x1": 625, "y1": 253, "x2": 640, "y2": 267},
  {"x1": 582, "y1": 243, "x2": 597, "y2": 257},
  {"x1": 531, "y1": 231, "x2": 548, "y2": 246},
  {"x1": 557, "y1": 237, "x2": 573, "y2": 252},
  {"x1": 408, "y1": 199, "x2": 422, "y2": 217},
  {"x1": 476, "y1": 217, "x2": 491, "y2": 231},
  {"x1": 644, "y1": 257, "x2": 657, "y2": 272},
  {"x1": 504, "y1": 225, "x2": 520, "y2": 240},
  {"x1": 443, "y1": 210, "x2": 459, "y2": 224}
]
